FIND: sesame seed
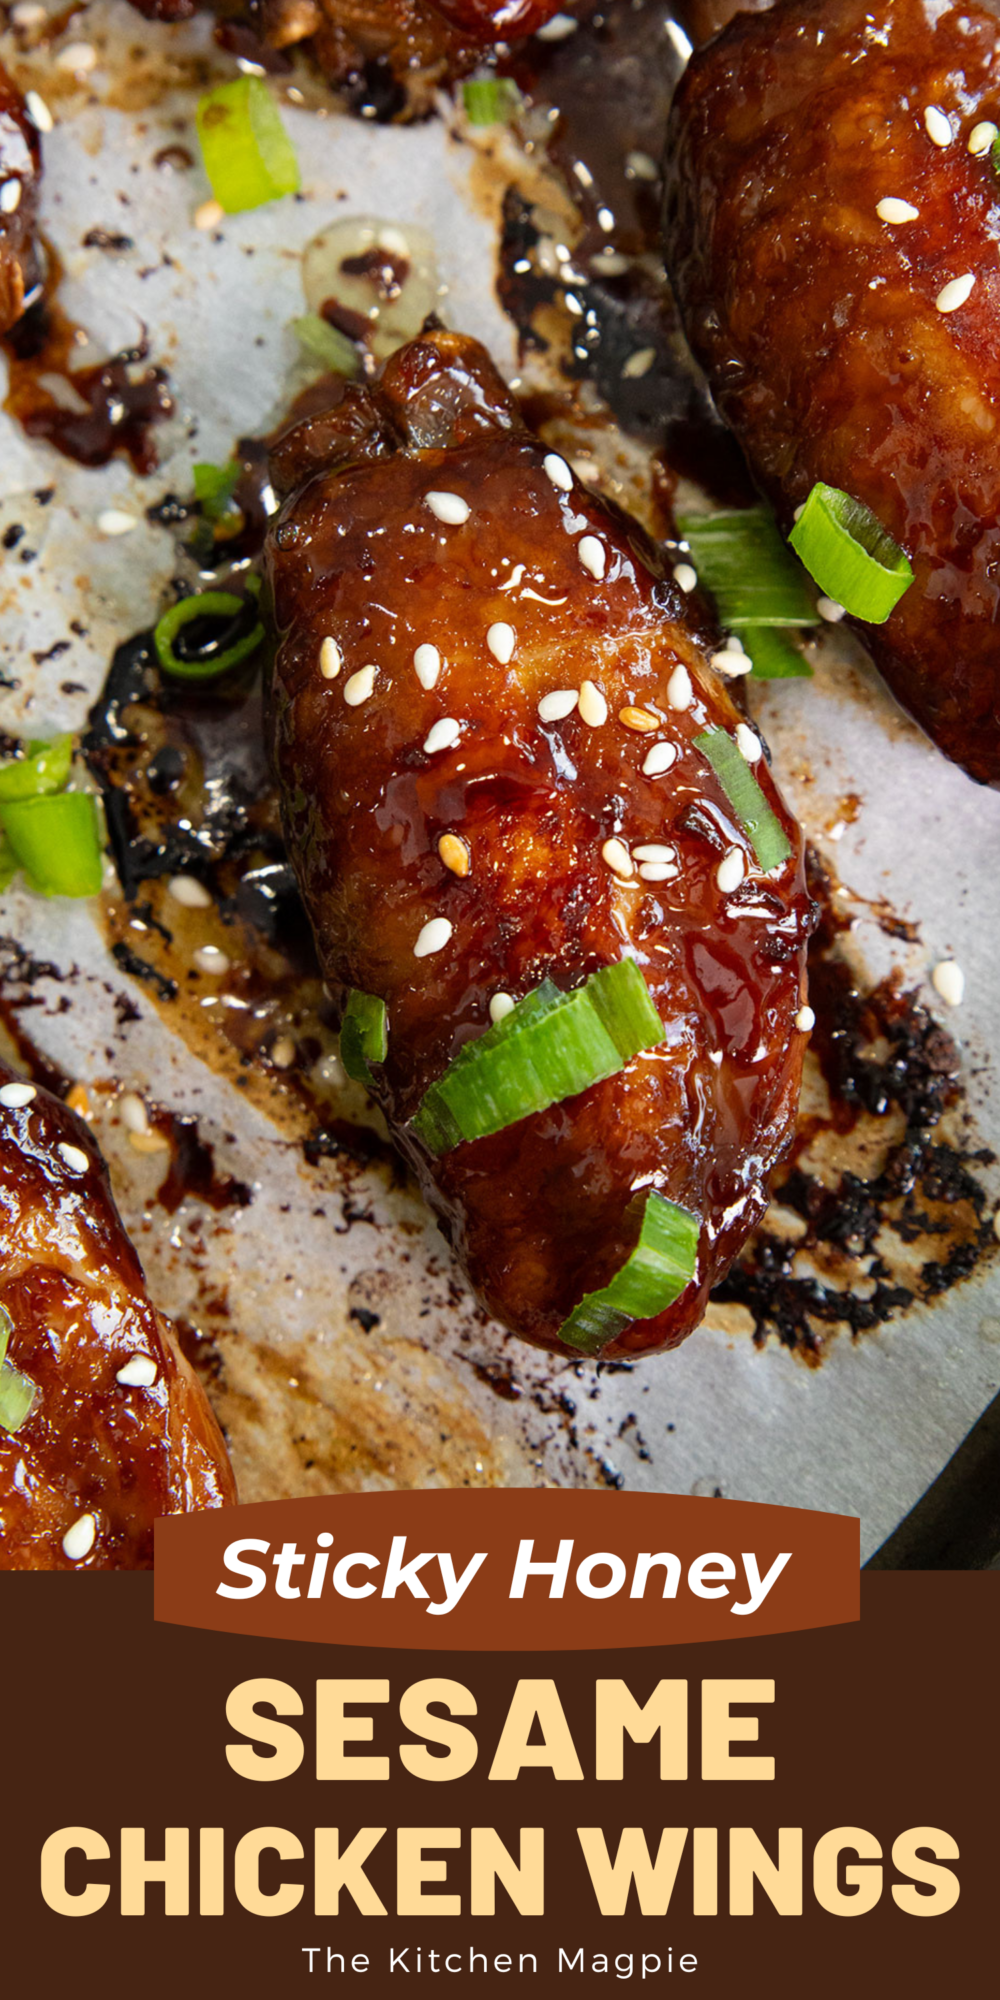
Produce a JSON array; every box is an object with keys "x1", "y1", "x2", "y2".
[
  {"x1": 0, "y1": 1081, "x2": 36, "y2": 1108},
  {"x1": 622, "y1": 347, "x2": 656, "y2": 380},
  {"x1": 65, "y1": 1084, "x2": 90, "y2": 1118},
  {"x1": 795, "y1": 1005, "x2": 816, "y2": 1032},
  {"x1": 0, "y1": 181, "x2": 22, "y2": 215},
  {"x1": 128, "y1": 1127, "x2": 170, "y2": 1157},
  {"x1": 414, "y1": 917, "x2": 453, "y2": 958},
  {"x1": 642, "y1": 742, "x2": 677, "y2": 778},
  {"x1": 876, "y1": 197, "x2": 920, "y2": 223},
  {"x1": 425, "y1": 490, "x2": 470, "y2": 526},
  {"x1": 619, "y1": 706, "x2": 659, "y2": 733},
  {"x1": 969, "y1": 120, "x2": 998, "y2": 156},
  {"x1": 638, "y1": 863, "x2": 678, "y2": 883},
  {"x1": 319, "y1": 636, "x2": 341, "y2": 679},
  {"x1": 25, "y1": 90, "x2": 53, "y2": 133},
  {"x1": 735, "y1": 723, "x2": 762, "y2": 764},
  {"x1": 56, "y1": 39, "x2": 98, "y2": 72},
  {"x1": 716, "y1": 847, "x2": 745, "y2": 894},
  {"x1": 817, "y1": 596, "x2": 846, "y2": 622},
  {"x1": 936, "y1": 273, "x2": 975, "y2": 313},
  {"x1": 711, "y1": 646, "x2": 753, "y2": 678},
  {"x1": 578, "y1": 535, "x2": 606, "y2": 579},
  {"x1": 116, "y1": 1355, "x2": 158, "y2": 1388},
  {"x1": 932, "y1": 959, "x2": 965, "y2": 1006},
  {"x1": 193, "y1": 944, "x2": 230, "y2": 975},
  {"x1": 543, "y1": 452, "x2": 573, "y2": 492},
  {"x1": 674, "y1": 562, "x2": 698, "y2": 593},
  {"x1": 487, "y1": 621, "x2": 516, "y2": 664},
  {"x1": 633, "y1": 843, "x2": 676, "y2": 864},
  {"x1": 601, "y1": 837, "x2": 634, "y2": 879},
  {"x1": 118, "y1": 1092, "x2": 149, "y2": 1136},
  {"x1": 11, "y1": 3, "x2": 48, "y2": 24},
  {"x1": 578, "y1": 680, "x2": 608, "y2": 727},
  {"x1": 194, "y1": 198, "x2": 224, "y2": 231},
  {"x1": 58, "y1": 1142, "x2": 89, "y2": 1174},
  {"x1": 538, "y1": 689, "x2": 578, "y2": 723},
  {"x1": 666, "y1": 663, "x2": 693, "y2": 711},
  {"x1": 924, "y1": 104, "x2": 952, "y2": 147},
  {"x1": 97, "y1": 509, "x2": 138, "y2": 536},
  {"x1": 489, "y1": 992, "x2": 516, "y2": 1023},
  {"x1": 536, "y1": 10, "x2": 578, "y2": 39},
  {"x1": 414, "y1": 642, "x2": 441, "y2": 689},
  {"x1": 423, "y1": 716, "x2": 461, "y2": 754},
  {"x1": 270, "y1": 1035, "x2": 297, "y2": 1069},
  {"x1": 344, "y1": 664, "x2": 377, "y2": 706},
  {"x1": 62, "y1": 1512, "x2": 97, "y2": 1561},
  {"x1": 625, "y1": 149, "x2": 659, "y2": 181},
  {"x1": 438, "y1": 833, "x2": 470, "y2": 877}
]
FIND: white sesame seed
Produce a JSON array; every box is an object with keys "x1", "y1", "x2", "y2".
[
  {"x1": 25, "y1": 90, "x2": 53, "y2": 133},
  {"x1": 642, "y1": 741, "x2": 677, "y2": 777},
  {"x1": 0, "y1": 1082, "x2": 36, "y2": 1108},
  {"x1": 423, "y1": 716, "x2": 462, "y2": 754},
  {"x1": 118, "y1": 1092, "x2": 149, "y2": 1136},
  {"x1": 97, "y1": 509, "x2": 138, "y2": 537},
  {"x1": 638, "y1": 862, "x2": 678, "y2": 883},
  {"x1": 116, "y1": 1355, "x2": 158, "y2": 1388},
  {"x1": 625, "y1": 149, "x2": 659, "y2": 181},
  {"x1": 543, "y1": 452, "x2": 573, "y2": 492},
  {"x1": 876, "y1": 197, "x2": 920, "y2": 223},
  {"x1": 58, "y1": 1142, "x2": 89, "y2": 1174},
  {"x1": 536, "y1": 10, "x2": 578, "y2": 39},
  {"x1": 319, "y1": 636, "x2": 341, "y2": 679},
  {"x1": 487, "y1": 621, "x2": 516, "y2": 665},
  {"x1": 716, "y1": 847, "x2": 745, "y2": 894},
  {"x1": 11, "y1": 3, "x2": 48, "y2": 24},
  {"x1": 817, "y1": 596, "x2": 846, "y2": 622},
  {"x1": 425, "y1": 490, "x2": 470, "y2": 526},
  {"x1": 674, "y1": 562, "x2": 698, "y2": 593},
  {"x1": 578, "y1": 680, "x2": 608, "y2": 727},
  {"x1": 936, "y1": 273, "x2": 976, "y2": 313},
  {"x1": 969, "y1": 120, "x2": 998, "y2": 156},
  {"x1": 62, "y1": 1512, "x2": 96, "y2": 1561},
  {"x1": 795, "y1": 1005, "x2": 816, "y2": 1032},
  {"x1": 414, "y1": 642, "x2": 441, "y2": 689},
  {"x1": 633, "y1": 843, "x2": 676, "y2": 864},
  {"x1": 666, "y1": 662, "x2": 692, "y2": 711},
  {"x1": 414, "y1": 917, "x2": 453, "y2": 959},
  {"x1": 56, "y1": 39, "x2": 98, "y2": 72},
  {"x1": 167, "y1": 874, "x2": 212, "y2": 908},
  {"x1": 924, "y1": 104, "x2": 952, "y2": 147},
  {"x1": 194, "y1": 198, "x2": 225, "y2": 232},
  {"x1": 932, "y1": 959, "x2": 965, "y2": 1006},
  {"x1": 735, "y1": 722, "x2": 762, "y2": 764},
  {"x1": 711, "y1": 646, "x2": 753, "y2": 678},
  {"x1": 601, "y1": 837, "x2": 634, "y2": 879},
  {"x1": 270, "y1": 1035, "x2": 297, "y2": 1069},
  {"x1": 578, "y1": 534, "x2": 606, "y2": 580},
  {"x1": 0, "y1": 181, "x2": 22, "y2": 215},
  {"x1": 622, "y1": 346, "x2": 656, "y2": 380},
  {"x1": 344, "y1": 664, "x2": 377, "y2": 706},
  {"x1": 489, "y1": 992, "x2": 516, "y2": 1023},
  {"x1": 538, "y1": 689, "x2": 578, "y2": 723},
  {"x1": 193, "y1": 944, "x2": 230, "y2": 976}
]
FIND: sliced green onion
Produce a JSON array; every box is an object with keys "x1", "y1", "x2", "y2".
[
  {"x1": 291, "y1": 313, "x2": 360, "y2": 378},
  {"x1": 0, "y1": 1303, "x2": 11, "y2": 1370},
  {"x1": 0, "y1": 1358, "x2": 37, "y2": 1433},
  {"x1": 340, "y1": 989, "x2": 389, "y2": 1087},
  {"x1": 695, "y1": 725, "x2": 792, "y2": 874},
  {"x1": 677, "y1": 508, "x2": 818, "y2": 629},
  {"x1": 192, "y1": 460, "x2": 241, "y2": 522},
  {"x1": 740, "y1": 626, "x2": 813, "y2": 681},
  {"x1": 412, "y1": 960, "x2": 664, "y2": 1156},
  {"x1": 788, "y1": 482, "x2": 912, "y2": 624},
  {"x1": 558, "y1": 1191, "x2": 700, "y2": 1355},
  {"x1": 196, "y1": 76, "x2": 300, "y2": 214},
  {"x1": 0, "y1": 836, "x2": 19, "y2": 892},
  {"x1": 462, "y1": 76, "x2": 521, "y2": 126},
  {"x1": 0, "y1": 792, "x2": 102, "y2": 898},
  {"x1": 154, "y1": 590, "x2": 264, "y2": 682},
  {"x1": 0, "y1": 733, "x2": 73, "y2": 803}
]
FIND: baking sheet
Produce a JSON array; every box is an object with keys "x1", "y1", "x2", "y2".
[{"x1": 1, "y1": 2, "x2": 999, "y2": 1558}]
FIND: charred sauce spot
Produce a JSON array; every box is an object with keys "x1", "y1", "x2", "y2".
[
  {"x1": 148, "y1": 1110, "x2": 252, "y2": 1214},
  {"x1": 2, "y1": 281, "x2": 173, "y2": 475}
]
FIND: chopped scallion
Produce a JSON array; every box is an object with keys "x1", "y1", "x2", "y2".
[
  {"x1": 695, "y1": 726, "x2": 792, "y2": 874},
  {"x1": 192, "y1": 460, "x2": 241, "y2": 522},
  {"x1": 0, "y1": 1303, "x2": 11, "y2": 1370},
  {"x1": 291, "y1": 313, "x2": 360, "y2": 378},
  {"x1": 0, "y1": 733, "x2": 73, "y2": 802},
  {"x1": 154, "y1": 590, "x2": 264, "y2": 682},
  {"x1": 740, "y1": 625, "x2": 813, "y2": 681},
  {"x1": 196, "y1": 76, "x2": 300, "y2": 215},
  {"x1": 788, "y1": 482, "x2": 912, "y2": 623},
  {"x1": 462, "y1": 76, "x2": 521, "y2": 126},
  {"x1": 676, "y1": 508, "x2": 818, "y2": 629},
  {"x1": 558, "y1": 1191, "x2": 700, "y2": 1355},
  {"x1": 0, "y1": 792, "x2": 103, "y2": 898},
  {"x1": 0, "y1": 1358, "x2": 36, "y2": 1433},
  {"x1": 340, "y1": 989, "x2": 389, "y2": 1087}
]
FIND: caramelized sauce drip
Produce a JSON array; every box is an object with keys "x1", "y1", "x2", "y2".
[{"x1": 3, "y1": 285, "x2": 173, "y2": 475}]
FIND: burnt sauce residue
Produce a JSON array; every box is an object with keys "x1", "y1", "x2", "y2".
[{"x1": 3, "y1": 283, "x2": 173, "y2": 474}]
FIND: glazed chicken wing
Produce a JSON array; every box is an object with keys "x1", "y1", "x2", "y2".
[
  {"x1": 0, "y1": 1063, "x2": 235, "y2": 1569},
  {"x1": 266, "y1": 326, "x2": 811, "y2": 1360},
  {"x1": 664, "y1": 0, "x2": 1000, "y2": 787},
  {"x1": 0, "y1": 62, "x2": 41, "y2": 337}
]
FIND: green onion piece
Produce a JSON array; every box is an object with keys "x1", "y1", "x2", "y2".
[
  {"x1": 0, "y1": 1358, "x2": 37, "y2": 1433},
  {"x1": 154, "y1": 591, "x2": 264, "y2": 682},
  {"x1": 196, "y1": 76, "x2": 300, "y2": 214},
  {"x1": 192, "y1": 460, "x2": 241, "y2": 522},
  {"x1": 788, "y1": 482, "x2": 912, "y2": 624},
  {"x1": 0, "y1": 733, "x2": 73, "y2": 803},
  {"x1": 291, "y1": 313, "x2": 360, "y2": 378},
  {"x1": 462, "y1": 76, "x2": 521, "y2": 126},
  {"x1": 0, "y1": 835, "x2": 19, "y2": 892},
  {"x1": 340, "y1": 989, "x2": 389, "y2": 1087},
  {"x1": 0, "y1": 1303, "x2": 11, "y2": 1370},
  {"x1": 0, "y1": 792, "x2": 102, "y2": 898},
  {"x1": 676, "y1": 508, "x2": 818, "y2": 629},
  {"x1": 741, "y1": 625, "x2": 813, "y2": 681},
  {"x1": 558, "y1": 1191, "x2": 700, "y2": 1355},
  {"x1": 695, "y1": 725, "x2": 792, "y2": 874},
  {"x1": 412, "y1": 961, "x2": 664, "y2": 1156}
]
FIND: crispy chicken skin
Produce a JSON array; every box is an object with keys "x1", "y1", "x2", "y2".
[
  {"x1": 0, "y1": 1063, "x2": 235, "y2": 1569},
  {"x1": 266, "y1": 327, "x2": 811, "y2": 1359},
  {"x1": 0, "y1": 62, "x2": 41, "y2": 337},
  {"x1": 664, "y1": 0, "x2": 1000, "y2": 787}
]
